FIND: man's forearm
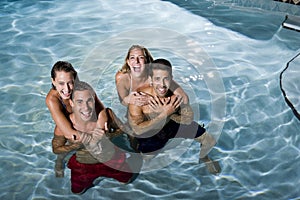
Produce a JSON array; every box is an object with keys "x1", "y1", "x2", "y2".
[
  {"x1": 130, "y1": 113, "x2": 168, "y2": 136},
  {"x1": 169, "y1": 105, "x2": 194, "y2": 124}
]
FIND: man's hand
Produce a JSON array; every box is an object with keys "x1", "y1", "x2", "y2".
[
  {"x1": 149, "y1": 95, "x2": 183, "y2": 116},
  {"x1": 164, "y1": 95, "x2": 183, "y2": 115},
  {"x1": 89, "y1": 123, "x2": 106, "y2": 141},
  {"x1": 79, "y1": 122, "x2": 107, "y2": 146},
  {"x1": 148, "y1": 95, "x2": 164, "y2": 113}
]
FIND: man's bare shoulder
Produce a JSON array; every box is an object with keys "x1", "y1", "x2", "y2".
[{"x1": 137, "y1": 85, "x2": 153, "y2": 95}]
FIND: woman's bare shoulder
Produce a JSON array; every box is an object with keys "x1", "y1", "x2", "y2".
[
  {"x1": 115, "y1": 70, "x2": 129, "y2": 80},
  {"x1": 46, "y1": 89, "x2": 60, "y2": 107},
  {"x1": 46, "y1": 89, "x2": 57, "y2": 101},
  {"x1": 116, "y1": 71, "x2": 130, "y2": 87}
]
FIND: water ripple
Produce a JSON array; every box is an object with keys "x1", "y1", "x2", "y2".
[{"x1": 0, "y1": 0, "x2": 300, "y2": 199}]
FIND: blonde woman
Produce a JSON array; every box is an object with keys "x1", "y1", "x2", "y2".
[{"x1": 115, "y1": 45, "x2": 188, "y2": 107}]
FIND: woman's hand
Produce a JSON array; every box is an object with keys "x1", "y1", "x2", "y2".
[{"x1": 127, "y1": 91, "x2": 149, "y2": 106}]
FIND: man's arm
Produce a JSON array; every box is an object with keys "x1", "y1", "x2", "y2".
[
  {"x1": 128, "y1": 95, "x2": 182, "y2": 136},
  {"x1": 94, "y1": 94, "x2": 105, "y2": 115},
  {"x1": 169, "y1": 103, "x2": 194, "y2": 124},
  {"x1": 128, "y1": 103, "x2": 167, "y2": 136}
]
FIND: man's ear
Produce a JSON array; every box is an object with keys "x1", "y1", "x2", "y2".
[{"x1": 69, "y1": 99, "x2": 74, "y2": 107}]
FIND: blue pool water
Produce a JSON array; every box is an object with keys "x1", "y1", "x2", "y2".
[{"x1": 1, "y1": 0, "x2": 300, "y2": 199}]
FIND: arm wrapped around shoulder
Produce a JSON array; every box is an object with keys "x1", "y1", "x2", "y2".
[
  {"x1": 105, "y1": 107, "x2": 134, "y2": 138},
  {"x1": 169, "y1": 104, "x2": 194, "y2": 125},
  {"x1": 52, "y1": 134, "x2": 82, "y2": 154}
]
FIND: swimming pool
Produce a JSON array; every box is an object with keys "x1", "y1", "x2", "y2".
[{"x1": 1, "y1": 0, "x2": 299, "y2": 199}]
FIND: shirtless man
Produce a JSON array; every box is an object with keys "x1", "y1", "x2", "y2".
[
  {"x1": 67, "y1": 81, "x2": 133, "y2": 194},
  {"x1": 46, "y1": 61, "x2": 105, "y2": 177},
  {"x1": 128, "y1": 58, "x2": 220, "y2": 174},
  {"x1": 115, "y1": 44, "x2": 189, "y2": 107},
  {"x1": 115, "y1": 45, "x2": 189, "y2": 151}
]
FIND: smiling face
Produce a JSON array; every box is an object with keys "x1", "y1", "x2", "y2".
[
  {"x1": 126, "y1": 47, "x2": 147, "y2": 78},
  {"x1": 51, "y1": 71, "x2": 74, "y2": 100},
  {"x1": 70, "y1": 89, "x2": 96, "y2": 122},
  {"x1": 151, "y1": 69, "x2": 172, "y2": 98}
]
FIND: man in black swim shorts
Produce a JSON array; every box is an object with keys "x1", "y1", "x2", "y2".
[{"x1": 128, "y1": 58, "x2": 220, "y2": 174}]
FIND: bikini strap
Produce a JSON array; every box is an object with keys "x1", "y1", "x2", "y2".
[{"x1": 129, "y1": 73, "x2": 133, "y2": 93}]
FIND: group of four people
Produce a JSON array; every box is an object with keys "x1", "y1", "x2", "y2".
[{"x1": 46, "y1": 45, "x2": 220, "y2": 194}]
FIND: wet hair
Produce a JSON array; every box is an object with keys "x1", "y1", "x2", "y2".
[
  {"x1": 71, "y1": 81, "x2": 95, "y2": 100},
  {"x1": 120, "y1": 45, "x2": 154, "y2": 73},
  {"x1": 149, "y1": 58, "x2": 172, "y2": 77},
  {"x1": 51, "y1": 61, "x2": 78, "y2": 89}
]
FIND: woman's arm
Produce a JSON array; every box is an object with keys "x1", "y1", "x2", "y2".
[
  {"x1": 171, "y1": 80, "x2": 189, "y2": 104},
  {"x1": 115, "y1": 71, "x2": 149, "y2": 106},
  {"x1": 115, "y1": 71, "x2": 131, "y2": 106},
  {"x1": 52, "y1": 127, "x2": 82, "y2": 154},
  {"x1": 46, "y1": 89, "x2": 79, "y2": 140}
]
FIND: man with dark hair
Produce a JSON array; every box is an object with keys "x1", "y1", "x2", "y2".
[{"x1": 128, "y1": 58, "x2": 220, "y2": 174}]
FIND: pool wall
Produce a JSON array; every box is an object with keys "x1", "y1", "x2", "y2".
[{"x1": 217, "y1": 0, "x2": 300, "y2": 15}]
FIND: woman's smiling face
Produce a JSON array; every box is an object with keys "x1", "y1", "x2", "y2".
[
  {"x1": 52, "y1": 70, "x2": 74, "y2": 100},
  {"x1": 127, "y1": 48, "x2": 147, "y2": 78}
]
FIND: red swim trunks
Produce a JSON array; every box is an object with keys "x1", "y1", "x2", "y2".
[{"x1": 68, "y1": 148, "x2": 133, "y2": 194}]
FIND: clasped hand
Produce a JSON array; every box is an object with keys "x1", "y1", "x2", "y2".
[
  {"x1": 149, "y1": 95, "x2": 183, "y2": 116},
  {"x1": 129, "y1": 91, "x2": 149, "y2": 106}
]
